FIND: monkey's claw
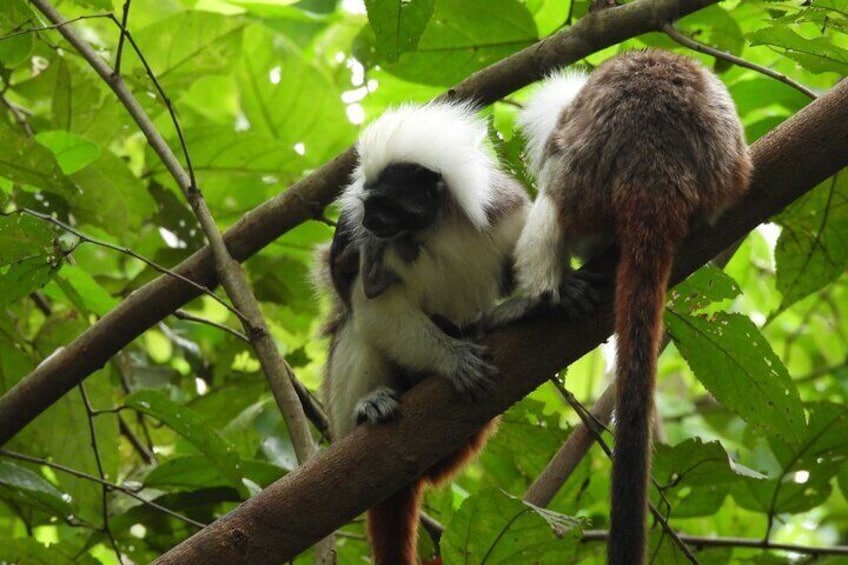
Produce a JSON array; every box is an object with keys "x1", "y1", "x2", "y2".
[
  {"x1": 450, "y1": 341, "x2": 498, "y2": 401},
  {"x1": 355, "y1": 387, "x2": 402, "y2": 425}
]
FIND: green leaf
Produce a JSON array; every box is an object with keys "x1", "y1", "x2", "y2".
[
  {"x1": 69, "y1": 151, "x2": 156, "y2": 235},
  {"x1": 237, "y1": 25, "x2": 354, "y2": 167},
  {"x1": 0, "y1": 538, "x2": 96, "y2": 565},
  {"x1": 129, "y1": 11, "x2": 248, "y2": 92},
  {"x1": 144, "y1": 455, "x2": 285, "y2": 490},
  {"x1": 35, "y1": 131, "x2": 101, "y2": 175},
  {"x1": 666, "y1": 312, "x2": 805, "y2": 446},
  {"x1": 0, "y1": 460, "x2": 74, "y2": 518},
  {"x1": 0, "y1": 122, "x2": 78, "y2": 197},
  {"x1": 668, "y1": 265, "x2": 741, "y2": 313},
  {"x1": 146, "y1": 127, "x2": 301, "y2": 212},
  {"x1": 55, "y1": 263, "x2": 119, "y2": 316},
  {"x1": 0, "y1": 213, "x2": 54, "y2": 266},
  {"x1": 0, "y1": 255, "x2": 57, "y2": 308},
  {"x1": 652, "y1": 439, "x2": 757, "y2": 518},
  {"x1": 373, "y1": 0, "x2": 538, "y2": 86},
  {"x1": 734, "y1": 402, "x2": 848, "y2": 515},
  {"x1": 775, "y1": 172, "x2": 848, "y2": 310},
  {"x1": 0, "y1": 1, "x2": 36, "y2": 67},
  {"x1": 365, "y1": 0, "x2": 436, "y2": 63},
  {"x1": 748, "y1": 26, "x2": 848, "y2": 75},
  {"x1": 126, "y1": 390, "x2": 248, "y2": 497},
  {"x1": 678, "y1": 5, "x2": 745, "y2": 57},
  {"x1": 442, "y1": 489, "x2": 583, "y2": 563}
]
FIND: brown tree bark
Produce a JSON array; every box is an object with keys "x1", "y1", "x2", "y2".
[
  {"x1": 0, "y1": 0, "x2": 716, "y2": 445},
  {"x1": 154, "y1": 77, "x2": 848, "y2": 564}
]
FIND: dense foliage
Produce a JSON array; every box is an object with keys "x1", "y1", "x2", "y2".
[{"x1": 0, "y1": 0, "x2": 846, "y2": 563}]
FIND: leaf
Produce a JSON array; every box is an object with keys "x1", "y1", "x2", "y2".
[
  {"x1": 35, "y1": 131, "x2": 101, "y2": 175},
  {"x1": 666, "y1": 312, "x2": 805, "y2": 446},
  {"x1": 0, "y1": 1, "x2": 36, "y2": 67},
  {"x1": 237, "y1": 25, "x2": 354, "y2": 167},
  {"x1": 652, "y1": 439, "x2": 757, "y2": 518},
  {"x1": 442, "y1": 489, "x2": 583, "y2": 563},
  {"x1": 668, "y1": 265, "x2": 741, "y2": 313},
  {"x1": 366, "y1": 0, "x2": 538, "y2": 86},
  {"x1": 145, "y1": 127, "x2": 301, "y2": 213},
  {"x1": 69, "y1": 151, "x2": 157, "y2": 235},
  {"x1": 0, "y1": 460, "x2": 74, "y2": 518},
  {"x1": 734, "y1": 402, "x2": 848, "y2": 515},
  {"x1": 0, "y1": 538, "x2": 99, "y2": 565},
  {"x1": 144, "y1": 455, "x2": 285, "y2": 491},
  {"x1": 55, "y1": 263, "x2": 119, "y2": 316},
  {"x1": 129, "y1": 11, "x2": 248, "y2": 92},
  {"x1": 0, "y1": 255, "x2": 58, "y2": 308},
  {"x1": 678, "y1": 5, "x2": 745, "y2": 57},
  {"x1": 748, "y1": 26, "x2": 848, "y2": 75},
  {"x1": 365, "y1": 0, "x2": 436, "y2": 62},
  {"x1": 774, "y1": 172, "x2": 848, "y2": 311},
  {"x1": 126, "y1": 390, "x2": 248, "y2": 497},
  {"x1": 0, "y1": 122, "x2": 78, "y2": 197},
  {"x1": 0, "y1": 213, "x2": 54, "y2": 266}
]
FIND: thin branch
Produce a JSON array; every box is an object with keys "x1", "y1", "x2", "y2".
[
  {"x1": 0, "y1": 448, "x2": 205, "y2": 529},
  {"x1": 79, "y1": 384, "x2": 123, "y2": 564},
  {"x1": 663, "y1": 24, "x2": 818, "y2": 99},
  {"x1": 581, "y1": 530, "x2": 848, "y2": 556},
  {"x1": 118, "y1": 414, "x2": 156, "y2": 465},
  {"x1": 549, "y1": 379, "x2": 699, "y2": 564},
  {"x1": 172, "y1": 309, "x2": 249, "y2": 342},
  {"x1": 113, "y1": 0, "x2": 131, "y2": 75},
  {"x1": 7, "y1": 207, "x2": 247, "y2": 322}
]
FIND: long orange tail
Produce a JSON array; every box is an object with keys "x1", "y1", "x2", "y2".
[
  {"x1": 367, "y1": 424, "x2": 496, "y2": 565},
  {"x1": 608, "y1": 220, "x2": 681, "y2": 565},
  {"x1": 367, "y1": 481, "x2": 425, "y2": 565}
]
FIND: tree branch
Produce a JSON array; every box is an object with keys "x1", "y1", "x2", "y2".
[
  {"x1": 0, "y1": 0, "x2": 718, "y2": 447},
  {"x1": 153, "y1": 74, "x2": 848, "y2": 565}
]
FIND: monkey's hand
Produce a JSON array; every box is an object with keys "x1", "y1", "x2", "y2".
[
  {"x1": 355, "y1": 386, "x2": 402, "y2": 425},
  {"x1": 449, "y1": 341, "x2": 498, "y2": 401},
  {"x1": 553, "y1": 268, "x2": 604, "y2": 318}
]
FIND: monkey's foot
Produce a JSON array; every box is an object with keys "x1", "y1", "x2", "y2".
[
  {"x1": 450, "y1": 341, "x2": 498, "y2": 401},
  {"x1": 355, "y1": 387, "x2": 402, "y2": 425}
]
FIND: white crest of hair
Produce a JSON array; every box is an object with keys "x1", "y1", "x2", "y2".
[
  {"x1": 340, "y1": 101, "x2": 497, "y2": 230},
  {"x1": 518, "y1": 68, "x2": 589, "y2": 176}
]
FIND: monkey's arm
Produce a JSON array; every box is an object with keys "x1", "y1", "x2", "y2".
[{"x1": 354, "y1": 293, "x2": 497, "y2": 401}]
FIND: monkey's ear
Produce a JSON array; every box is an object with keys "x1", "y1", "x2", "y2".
[{"x1": 361, "y1": 239, "x2": 401, "y2": 299}]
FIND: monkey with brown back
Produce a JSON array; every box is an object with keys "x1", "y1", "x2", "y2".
[{"x1": 502, "y1": 50, "x2": 752, "y2": 563}]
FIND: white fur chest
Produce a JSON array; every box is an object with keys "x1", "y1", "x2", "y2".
[{"x1": 390, "y1": 223, "x2": 503, "y2": 324}]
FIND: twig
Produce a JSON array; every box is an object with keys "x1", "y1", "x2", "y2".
[
  {"x1": 79, "y1": 384, "x2": 123, "y2": 564},
  {"x1": 581, "y1": 530, "x2": 848, "y2": 556},
  {"x1": 172, "y1": 309, "x2": 248, "y2": 342},
  {"x1": 663, "y1": 24, "x2": 818, "y2": 99},
  {"x1": 0, "y1": 448, "x2": 206, "y2": 529},
  {"x1": 113, "y1": 1, "x2": 131, "y2": 75},
  {"x1": 548, "y1": 379, "x2": 700, "y2": 563},
  {"x1": 118, "y1": 414, "x2": 156, "y2": 465},
  {"x1": 7, "y1": 207, "x2": 247, "y2": 322},
  {"x1": 170, "y1": 309, "x2": 331, "y2": 439}
]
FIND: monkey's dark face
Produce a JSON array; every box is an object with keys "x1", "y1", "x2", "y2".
[{"x1": 361, "y1": 163, "x2": 446, "y2": 239}]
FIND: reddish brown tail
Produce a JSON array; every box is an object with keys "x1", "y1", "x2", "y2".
[
  {"x1": 367, "y1": 423, "x2": 496, "y2": 565},
  {"x1": 608, "y1": 219, "x2": 682, "y2": 565}
]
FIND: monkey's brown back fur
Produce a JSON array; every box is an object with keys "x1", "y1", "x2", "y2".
[{"x1": 546, "y1": 50, "x2": 751, "y2": 564}]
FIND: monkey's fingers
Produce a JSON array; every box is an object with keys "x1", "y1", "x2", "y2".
[
  {"x1": 450, "y1": 342, "x2": 498, "y2": 401},
  {"x1": 556, "y1": 270, "x2": 603, "y2": 318},
  {"x1": 354, "y1": 387, "x2": 402, "y2": 425},
  {"x1": 482, "y1": 296, "x2": 548, "y2": 330}
]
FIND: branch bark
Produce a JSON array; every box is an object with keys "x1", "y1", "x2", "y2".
[
  {"x1": 154, "y1": 76, "x2": 848, "y2": 564},
  {"x1": 0, "y1": 0, "x2": 717, "y2": 446}
]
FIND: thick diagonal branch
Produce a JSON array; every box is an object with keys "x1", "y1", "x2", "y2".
[{"x1": 154, "y1": 72, "x2": 848, "y2": 565}]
